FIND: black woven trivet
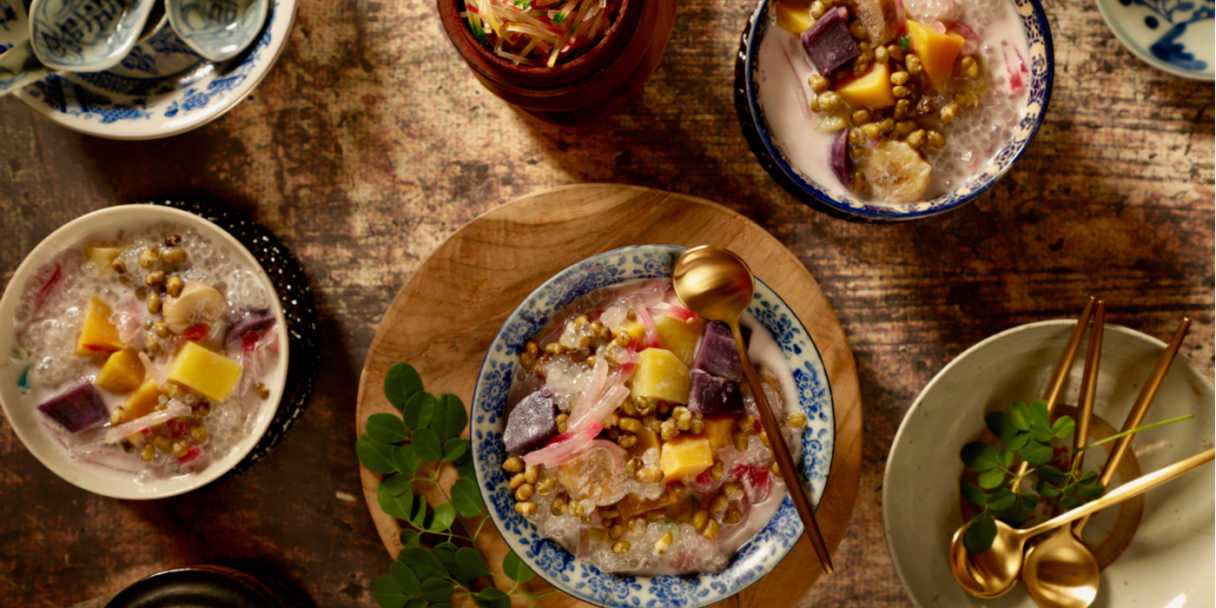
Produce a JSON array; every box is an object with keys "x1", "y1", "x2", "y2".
[{"x1": 153, "y1": 200, "x2": 319, "y2": 475}]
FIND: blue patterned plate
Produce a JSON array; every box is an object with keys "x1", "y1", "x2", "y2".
[
  {"x1": 1096, "y1": 0, "x2": 1214, "y2": 80},
  {"x1": 14, "y1": 0, "x2": 295, "y2": 139},
  {"x1": 736, "y1": 0, "x2": 1054, "y2": 221},
  {"x1": 470, "y1": 245, "x2": 835, "y2": 608}
]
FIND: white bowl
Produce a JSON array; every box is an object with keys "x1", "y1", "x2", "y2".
[
  {"x1": 883, "y1": 320, "x2": 1214, "y2": 607},
  {"x1": 0, "y1": 205, "x2": 289, "y2": 499}
]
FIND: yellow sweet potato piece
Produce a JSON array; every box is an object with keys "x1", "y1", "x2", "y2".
[
  {"x1": 776, "y1": 2, "x2": 815, "y2": 34},
  {"x1": 631, "y1": 348, "x2": 691, "y2": 405},
  {"x1": 654, "y1": 316, "x2": 704, "y2": 367},
  {"x1": 167, "y1": 341, "x2": 244, "y2": 402},
  {"x1": 96, "y1": 349, "x2": 145, "y2": 393},
  {"x1": 660, "y1": 436, "x2": 714, "y2": 481},
  {"x1": 76, "y1": 296, "x2": 124, "y2": 356},
  {"x1": 837, "y1": 62, "x2": 895, "y2": 110},
  {"x1": 115, "y1": 378, "x2": 161, "y2": 424},
  {"x1": 85, "y1": 244, "x2": 124, "y2": 275},
  {"x1": 703, "y1": 417, "x2": 735, "y2": 451},
  {"x1": 906, "y1": 20, "x2": 965, "y2": 88}
]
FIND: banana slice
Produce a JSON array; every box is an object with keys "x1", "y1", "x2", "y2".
[
  {"x1": 163, "y1": 282, "x2": 228, "y2": 333},
  {"x1": 857, "y1": 140, "x2": 932, "y2": 204}
]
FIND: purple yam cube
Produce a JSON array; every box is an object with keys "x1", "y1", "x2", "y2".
[
  {"x1": 38, "y1": 383, "x2": 107, "y2": 433},
  {"x1": 688, "y1": 370, "x2": 743, "y2": 416},
  {"x1": 503, "y1": 389, "x2": 558, "y2": 455},
  {"x1": 693, "y1": 321, "x2": 743, "y2": 382},
  {"x1": 831, "y1": 129, "x2": 851, "y2": 188},
  {"x1": 800, "y1": 7, "x2": 860, "y2": 76}
]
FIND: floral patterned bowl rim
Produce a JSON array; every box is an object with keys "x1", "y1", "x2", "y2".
[
  {"x1": 470, "y1": 245, "x2": 836, "y2": 608},
  {"x1": 0, "y1": 205, "x2": 290, "y2": 499},
  {"x1": 738, "y1": 0, "x2": 1055, "y2": 221},
  {"x1": 13, "y1": 0, "x2": 296, "y2": 140}
]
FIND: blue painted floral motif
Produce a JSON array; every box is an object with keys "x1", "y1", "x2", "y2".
[
  {"x1": 469, "y1": 245, "x2": 836, "y2": 608},
  {"x1": 1117, "y1": 0, "x2": 1215, "y2": 70}
]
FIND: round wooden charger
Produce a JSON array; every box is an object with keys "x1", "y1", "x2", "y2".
[{"x1": 356, "y1": 184, "x2": 863, "y2": 606}]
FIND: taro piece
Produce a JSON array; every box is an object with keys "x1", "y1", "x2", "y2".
[
  {"x1": 800, "y1": 7, "x2": 861, "y2": 76},
  {"x1": 38, "y1": 383, "x2": 107, "y2": 433},
  {"x1": 504, "y1": 389, "x2": 558, "y2": 455},
  {"x1": 831, "y1": 129, "x2": 851, "y2": 188},
  {"x1": 693, "y1": 322, "x2": 743, "y2": 382},
  {"x1": 688, "y1": 370, "x2": 744, "y2": 416}
]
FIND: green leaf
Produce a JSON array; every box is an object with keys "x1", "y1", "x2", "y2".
[
  {"x1": 413, "y1": 428, "x2": 442, "y2": 462},
  {"x1": 1078, "y1": 470, "x2": 1099, "y2": 484},
  {"x1": 405, "y1": 600, "x2": 426, "y2": 608},
  {"x1": 473, "y1": 587, "x2": 511, "y2": 608},
  {"x1": 986, "y1": 411, "x2": 1016, "y2": 442},
  {"x1": 367, "y1": 413, "x2": 409, "y2": 444},
  {"x1": 1021, "y1": 440, "x2": 1054, "y2": 466},
  {"x1": 987, "y1": 489, "x2": 1016, "y2": 512},
  {"x1": 399, "y1": 529, "x2": 421, "y2": 549},
  {"x1": 1028, "y1": 399, "x2": 1051, "y2": 427},
  {"x1": 997, "y1": 493, "x2": 1038, "y2": 527},
  {"x1": 961, "y1": 442, "x2": 999, "y2": 472},
  {"x1": 358, "y1": 435, "x2": 398, "y2": 473},
  {"x1": 1007, "y1": 432, "x2": 1030, "y2": 451},
  {"x1": 457, "y1": 457, "x2": 476, "y2": 480},
  {"x1": 961, "y1": 482, "x2": 987, "y2": 507},
  {"x1": 450, "y1": 476, "x2": 485, "y2": 518},
  {"x1": 1030, "y1": 425, "x2": 1054, "y2": 443},
  {"x1": 402, "y1": 392, "x2": 437, "y2": 431},
  {"x1": 1036, "y1": 480, "x2": 1061, "y2": 499},
  {"x1": 385, "y1": 363, "x2": 424, "y2": 413},
  {"x1": 389, "y1": 561, "x2": 421, "y2": 595},
  {"x1": 1076, "y1": 482, "x2": 1105, "y2": 501},
  {"x1": 443, "y1": 438, "x2": 470, "y2": 463},
  {"x1": 432, "y1": 393, "x2": 468, "y2": 440},
  {"x1": 435, "y1": 544, "x2": 489, "y2": 585},
  {"x1": 1051, "y1": 415, "x2": 1075, "y2": 440},
  {"x1": 409, "y1": 496, "x2": 429, "y2": 529},
  {"x1": 395, "y1": 444, "x2": 421, "y2": 477},
  {"x1": 419, "y1": 579, "x2": 453, "y2": 603},
  {"x1": 428, "y1": 503, "x2": 456, "y2": 532},
  {"x1": 398, "y1": 548, "x2": 445, "y2": 582},
  {"x1": 378, "y1": 485, "x2": 415, "y2": 520},
  {"x1": 997, "y1": 447, "x2": 1014, "y2": 468},
  {"x1": 1010, "y1": 401, "x2": 1030, "y2": 431},
  {"x1": 978, "y1": 469, "x2": 1005, "y2": 490},
  {"x1": 380, "y1": 473, "x2": 413, "y2": 497},
  {"x1": 964, "y1": 512, "x2": 997, "y2": 555},
  {"x1": 502, "y1": 550, "x2": 535, "y2": 583},
  {"x1": 1036, "y1": 464, "x2": 1068, "y2": 484},
  {"x1": 371, "y1": 576, "x2": 409, "y2": 608}
]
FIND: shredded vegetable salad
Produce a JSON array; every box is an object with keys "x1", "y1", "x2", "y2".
[{"x1": 462, "y1": 0, "x2": 621, "y2": 67}]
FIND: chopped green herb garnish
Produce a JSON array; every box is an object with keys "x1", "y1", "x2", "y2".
[
  {"x1": 897, "y1": 34, "x2": 910, "y2": 50},
  {"x1": 553, "y1": 13, "x2": 564, "y2": 23}
]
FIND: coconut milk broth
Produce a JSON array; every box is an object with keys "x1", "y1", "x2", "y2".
[
  {"x1": 507, "y1": 279, "x2": 803, "y2": 575},
  {"x1": 9, "y1": 224, "x2": 279, "y2": 482},
  {"x1": 757, "y1": 0, "x2": 1031, "y2": 204}
]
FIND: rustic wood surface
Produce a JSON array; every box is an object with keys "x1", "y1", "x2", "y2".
[
  {"x1": 0, "y1": 0, "x2": 1212, "y2": 605},
  {"x1": 354, "y1": 185, "x2": 864, "y2": 606}
]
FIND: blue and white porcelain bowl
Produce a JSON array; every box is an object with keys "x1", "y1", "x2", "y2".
[
  {"x1": 1096, "y1": 0, "x2": 1214, "y2": 80},
  {"x1": 470, "y1": 245, "x2": 836, "y2": 608},
  {"x1": 735, "y1": 0, "x2": 1054, "y2": 221},
  {"x1": 13, "y1": 0, "x2": 295, "y2": 139}
]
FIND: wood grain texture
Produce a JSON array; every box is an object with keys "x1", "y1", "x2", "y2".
[
  {"x1": 354, "y1": 184, "x2": 863, "y2": 606},
  {"x1": 0, "y1": 0, "x2": 1211, "y2": 605}
]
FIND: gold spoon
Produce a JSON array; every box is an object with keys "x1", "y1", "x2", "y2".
[
  {"x1": 1022, "y1": 317, "x2": 1191, "y2": 607},
  {"x1": 672, "y1": 245, "x2": 833, "y2": 574},
  {"x1": 950, "y1": 446, "x2": 1215, "y2": 598},
  {"x1": 1021, "y1": 300, "x2": 1104, "y2": 608}
]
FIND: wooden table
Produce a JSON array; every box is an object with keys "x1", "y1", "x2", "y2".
[{"x1": 0, "y1": 1, "x2": 1211, "y2": 606}]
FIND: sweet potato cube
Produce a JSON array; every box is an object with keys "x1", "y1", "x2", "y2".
[
  {"x1": 85, "y1": 244, "x2": 124, "y2": 275},
  {"x1": 75, "y1": 296, "x2": 124, "y2": 356},
  {"x1": 167, "y1": 342, "x2": 243, "y2": 402},
  {"x1": 776, "y1": 2, "x2": 815, "y2": 34},
  {"x1": 659, "y1": 436, "x2": 714, "y2": 482},
  {"x1": 631, "y1": 348, "x2": 691, "y2": 405},
  {"x1": 654, "y1": 315, "x2": 703, "y2": 367},
  {"x1": 906, "y1": 20, "x2": 965, "y2": 88},
  {"x1": 115, "y1": 378, "x2": 162, "y2": 424},
  {"x1": 96, "y1": 348, "x2": 145, "y2": 393},
  {"x1": 703, "y1": 417, "x2": 735, "y2": 451},
  {"x1": 837, "y1": 61, "x2": 896, "y2": 109}
]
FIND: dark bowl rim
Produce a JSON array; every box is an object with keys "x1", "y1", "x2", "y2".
[{"x1": 739, "y1": 0, "x2": 1056, "y2": 221}]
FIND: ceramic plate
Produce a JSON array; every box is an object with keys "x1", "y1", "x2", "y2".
[
  {"x1": 1095, "y1": 0, "x2": 1214, "y2": 81},
  {"x1": 471, "y1": 245, "x2": 835, "y2": 608},
  {"x1": 883, "y1": 320, "x2": 1215, "y2": 607},
  {"x1": 13, "y1": 0, "x2": 296, "y2": 139}
]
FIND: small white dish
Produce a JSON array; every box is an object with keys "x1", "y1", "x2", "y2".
[
  {"x1": 883, "y1": 320, "x2": 1214, "y2": 607},
  {"x1": 0, "y1": 205, "x2": 289, "y2": 499},
  {"x1": 1095, "y1": 0, "x2": 1214, "y2": 81},
  {"x1": 166, "y1": 0, "x2": 270, "y2": 62}
]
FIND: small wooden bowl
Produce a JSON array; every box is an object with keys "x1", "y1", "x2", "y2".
[{"x1": 436, "y1": 0, "x2": 678, "y2": 126}]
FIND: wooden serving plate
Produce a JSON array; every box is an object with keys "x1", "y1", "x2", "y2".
[{"x1": 356, "y1": 184, "x2": 863, "y2": 606}]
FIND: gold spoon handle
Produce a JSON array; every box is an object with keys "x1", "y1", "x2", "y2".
[
  {"x1": 1070, "y1": 301, "x2": 1104, "y2": 473},
  {"x1": 1025, "y1": 446, "x2": 1215, "y2": 538},
  {"x1": 1074, "y1": 317, "x2": 1190, "y2": 535},
  {"x1": 730, "y1": 322, "x2": 834, "y2": 574}
]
